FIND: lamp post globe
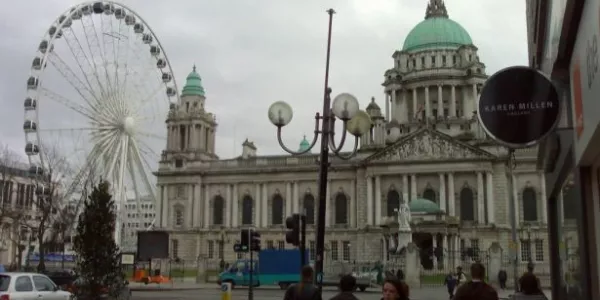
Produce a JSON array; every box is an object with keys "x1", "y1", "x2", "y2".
[
  {"x1": 332, "y1": 93, "x2": 360, "y2": 120},
  {"x1": 346, "y1": 110, "x2": 372, "y2": 137},
  {"x1": 268, "y1": 101, "x2": 294, "y2": 127}
]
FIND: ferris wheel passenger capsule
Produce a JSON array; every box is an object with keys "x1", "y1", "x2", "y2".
[
  {"x1": 32, "y1": 57, "x2": 43, "y2": 70},
  {"x1": 70, "y1": 9, "x2": 82, "y2": 20},
  {"x1": 58, "y1": 15, "x2": 72, "y2": 28},
  {"x1": 150, "y1": 45, "x2": 160, "y2": 56},
  {"x1": 48, "y1": 26, "x2": 57, "y2": 36},
  {"x1": 156, "y1": 59, "x2": 166, "y2": 69},
  {"x1": 114, "y1": 8, "x2": 126, "y2": 19},
  {"x1": 24, "y1": 98, "x2": 37, "y2": 110},
  {"x1": 162, "y1": 73, "x2": 172, "y2": 83},
  {"x1": 125, "y1": 15, "x2": 136, "y2": 25},
  {"x1": 166, "y1": 87, "x2": 177, "y2": 97},
  {"x1": 92, "y1": 2, "x2": 104, "y2": 14},
  {"x1": 23, "y1": 120, "x2": 37, "y2": 133},
  {"x1": 27, "y1": 77, "x2": 39, "y2": 90},
  {"x1": 142, "y1": 34, "x2": 153, "y2": 44},
  {"x1": 134, "y1": 23, "x2": 144, "y2": 34},
  {"x1": 81, "y1": 4, "x2": 92, "y2": 15},
  {"x1": 103, "y1": 3, "x2": 114, "y2": 15},
  {"x1": 25, "y1": 143, "x2": 40, "y2": 156},
  {"x1": 29, "y1": 166, "x2": 45, "y2": 177}
]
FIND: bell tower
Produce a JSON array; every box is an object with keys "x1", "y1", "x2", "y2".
[{"x1": 164, "y1": 65, "x2": 218, "y2": 164}]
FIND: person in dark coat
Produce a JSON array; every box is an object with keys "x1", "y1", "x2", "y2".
[
  {"x1": 330, "y1": 274, "x2": 359, "y2": 300},
  {"x1": 498, "y1": 270, "x2": 507, "y2": 290},
  {"x1": 444, "y1": 272, "x2": 458, "y2": 298},
  {"x1": 381, "y1": 277, "x2": 409, "y2": 300},
  {"x1": 454, "y1": 263, "x2": 498, "y2": 300},
  {"x1": 284, "y1": 265, "x2": 322, "y2": 300}
]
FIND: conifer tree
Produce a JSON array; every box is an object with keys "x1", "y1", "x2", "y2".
[{"x1": 72, "y1": 180, "x2": 123, "y2": 298}]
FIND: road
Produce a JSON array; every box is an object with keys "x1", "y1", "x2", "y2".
[{"x1": 131, "y1": 287, "x2": 457, "y2": 300}]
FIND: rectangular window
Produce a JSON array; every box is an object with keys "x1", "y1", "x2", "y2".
[
  {"x1": 330, "y1": 241, "x2": 339, "y2": 261},
  {"x1": 342, "y1": 241, "x2": 351, "y2": 261},
  {"x1": 420, "y1": 57, "x2": 425, "y2": 67},
  {"x1": 453, "y1": 56, "x2": 457, "y2": 65},
  {"x1": 521, "y1": 240, "x2": 531, "y2": 262},
  {"x1": 277, "y1": 240, "x2": 285, "y2": 250},
  {"x1": 208, "y1": 241, "x2": 214, "y2": 259},
  {"x1": 412, "y1": 59, "x2": 416, "y2": 68},
  {"x1": 309, "y1": 240, "x2": 316, "y2": 261},
  {"x1": 172, "y1": 240, "x2": 179, "y2": 259},
  {"x1": 442, "y1": 56, "x2": 447, "y2": 65},
  {"x1": 535, "y1": 239, "x2": 544, "y2": 261},
  {"x1": 266, "y1": 240, "x2": 274, "y2": 250},
  {"x1": 218, "y1": 241, "x2": 224, "y2": 259},
  {"x1": 470, "y1": 239, "x2": 480, "y2": 260},
  {"x1": 431, "y1": 56, "x2": 436, "y2": 65}
]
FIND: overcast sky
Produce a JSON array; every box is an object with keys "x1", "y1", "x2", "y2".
[{"x1": 0, "y1": 0, "x2": 528, "y2": 164}]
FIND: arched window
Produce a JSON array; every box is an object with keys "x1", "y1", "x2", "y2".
[
  {"x1": 386, "y1": 190, "x2": 401, "y2": 216},
  {"x1": 423, "y1": 188, "x2": 436, "y2": 203},
  {"x1": 272, "y1": 194, "x2": 284, "y2": 225},
  {"x1": 335, "y1": 193, "x2": 348, "y2": 224},
  {"x1": 562, "y1": 185, "x2": 577, "y2": 219},
  {"x1": 522, "y1": 187, "x2": 538, "y2": 221},
  {"x1": 241, "y1": 196, "x2": 253, "y2": 225},
  {"x1": 212, "y1": 196, "x2": 224, "y2": 225},
  {"x1": 459, "y1": 187, "x2": 475, "y2": 221},
  {"x1": 303, "y1": 194, "x2": 315, "y2": 225},
  {"x1": 174, "y1": 205, "x2": 184, "y2": 226}
]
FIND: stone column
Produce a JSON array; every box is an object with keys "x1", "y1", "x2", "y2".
[
  {"x1": 486, "y1": 172, "x2": 495, "y2": 224},
  {"x1": 375, "y1": 176, "x2": 382, "y2": 225},
  {"x1": 462, "y1": 87, "x2": 469, "y2": 118},
  {"x1": 404, "y1": 243, "x2": 421, "y2": 287},
  {"x1": 203, "y1": 185, "x2": 210, "y2": 228},
  {"x1": 540, "y1": 172, "x2": 547, "y2": 223},
  {"x1": 156, "y1": 185, "x2": 163, "y2": 227},
  {"x1": 472, "y1": 84, "x2": 478, "y2": 107},
  {"x1": 326, "y1": 180, "x2": 331, "y2": 226},
  {"x1": 424, "y1": 86, "x2": 431, "y2": 117},
  {"x1": 225, "y1": 184, "x2": 231, "y2": 227},
  {"x1": 231, "y1": 184, "x2": 238, "y2": 227},
  {"x1": 443, "y1": 234, "x2": 449, "y2": 270},
  {"x1": 410, "y1": 174, "x2": 417, "y2": 202},
  {"x1": 385, "y1": 92, "x2": 390, "y2": 121},
  {"x1": 187, "y1": 184, "x2": 194, "y2": 227},
  {"x1": 437, "y1": 85, "x2": 443, "y2": 117},
  {"x1": 412, "y1": 88, "x2": 418, "y2": 120},
  {"x1": 293, "y1": 181, "x2": 299, "y2": 214},
  {"x1": 488, "y1": 243, "x2": 503, "y2": 285},
  {"x1": 255, "y1": 183, "x2": 261, "y2": 226},
  {"x1": 194, "y1": 184, "x2": 202, "y2": 227},
  {"x1": 512, "y1": 175, "x2": 520, "y2": 223},
  {"x1": 448, "y1": 173, "x2": 456, "y2": 216},
  {"x1": 432, "y1": 235, "x2": 438, "y2": 269},
  {"x1": 391, "y1": 89, "x2": 397, "y2": 121},
  {"x1": 367, "y1": 176, "x2": 373, "y2": 225},
  {"x1": 450, "y1": 85, "x2": 456, "y2": 117},
  {"x1": 439, "y1": 173, "x2": 446, "y2": 212},
  {"x1": 402, "y1": 175, "x2": 409, "y2": 204},
  {"x1": 402, "y1": 89, "x2": 409, "y2": 122},
  {"x1": 350, "y1": 179, "x2": 356, "y2": 227},
  {"x1": 161, "y1": 185, "x2": 169, "y2": 228},
  {"x1": 286, "y1": 182, "x2": 292, "y2": 216},
  {"x1": 262, "y1": 184, "x2": 268, "y2": 227},
  {"x1": 477, "y1": 172, "x2": 484, "y2": 222}
]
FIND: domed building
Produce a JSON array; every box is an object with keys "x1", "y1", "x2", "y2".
[{"x1": 155, "y1": 0, "x2": 550, "y2": 281}]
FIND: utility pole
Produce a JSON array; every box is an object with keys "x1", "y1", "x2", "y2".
[{"x1": 300, "y1": 212, "x2": 307, "y2": 267}]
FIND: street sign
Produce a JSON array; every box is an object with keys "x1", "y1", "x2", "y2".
[{"x1": 478, "y1": 66, "x2": 560, "y2": 148}]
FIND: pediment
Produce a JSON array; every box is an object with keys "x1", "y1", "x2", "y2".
[{"x1": 365, "y1": 128, "x2": 496, "y2": 163}]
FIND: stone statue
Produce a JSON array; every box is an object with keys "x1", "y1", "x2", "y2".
[{"x1": 397, "y1": 202, "x2": 412, "y2": 231}]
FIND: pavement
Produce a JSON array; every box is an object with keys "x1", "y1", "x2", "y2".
[{"x1": 130, "y1": 282, "x2": 552, "y2": 300}]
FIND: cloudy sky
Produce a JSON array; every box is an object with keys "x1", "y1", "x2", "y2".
[{"x1": 0, "y1": 0, "x2": 528, "y2": 165}]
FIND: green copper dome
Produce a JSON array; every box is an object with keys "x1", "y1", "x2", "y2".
[
  {"x1": 181, "y1": 65, "x2": 206, "y2": 97},
  {"x1": 402, "y1": 1, "x2": 473, "y2": 52},
  {"x1": 410, "y1": 198, "x2": 442, "y2": 214},
  {"x1": 298, "y1": 135, "x2": 311, "y2": 153}
]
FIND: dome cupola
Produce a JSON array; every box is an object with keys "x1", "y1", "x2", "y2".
[
  {"x1": 181, "y1": 65, "x2": 206, "y2": 97},
  {"x1": 298, "y1": 135, "x2": 311, "y2": 153}
]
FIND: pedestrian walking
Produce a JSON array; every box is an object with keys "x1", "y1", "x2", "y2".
[
  {"x1": 395, "y1": 269, "x2": 404, "y2": 281},
  {"x1": 444, "y1": 272, "x2": 458, "y2": 299},
  {"x1": 453, "y1": 263, "x2": 498, "y2": 300},
  {"x1": 330, "y1": 274, "x2": 359, "y2": 300},
  {"x1": 497, "y1": 270, "x2": 507, "y2": 290},
  {"x1": 381, "y1": 277, "x2": 409, "y2": 300},
  {"x1": 283, "y1": 265, "x2": 322, "y2": 300},
  {"x1": 512, "y1": 272, "x2": 548, "y2": 300}
]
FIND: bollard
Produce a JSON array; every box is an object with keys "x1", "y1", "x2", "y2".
[{"x1": 221, "y1": 282, "x2": 232, "y2": 300}]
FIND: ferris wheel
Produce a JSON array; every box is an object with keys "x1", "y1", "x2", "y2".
[{"x1": 23, "y1": 1, "x2": 177, "y2": 244}]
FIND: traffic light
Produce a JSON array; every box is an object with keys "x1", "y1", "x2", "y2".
[
  {"x1": 250, "y1": 230, "x2": 261, "y2": 251},
  {"x1": 285, "y1": 214, "x2": 300, "y2": 246},
  {"x1": 236, "y1": 229, "x2": 250, "y2": 252}
]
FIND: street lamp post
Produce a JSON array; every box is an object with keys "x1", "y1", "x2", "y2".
[
  {"x1": 267, "y1": 9, "x2": 372, "y2": 290},
  {"x1": 520, "y1": 224, "x2": 533, "y2": 264}
]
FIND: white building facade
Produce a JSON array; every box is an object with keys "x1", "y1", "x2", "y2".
[{"x1": 156, "y1": 0, "x2": 556, "y2": 277}]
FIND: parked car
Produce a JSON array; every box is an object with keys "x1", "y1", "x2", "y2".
[{"x1": 0, "y1": 272, "x2": 72, "y2": 300}]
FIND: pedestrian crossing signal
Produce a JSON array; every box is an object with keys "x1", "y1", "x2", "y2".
[{"x1": 233, "y1": 243, "x2": 248, "y2": 252}]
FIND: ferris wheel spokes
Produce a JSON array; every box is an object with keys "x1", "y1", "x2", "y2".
[
  {"x1": 46, "y1": 51, "x2": 99, "y2": 108},
  {"x1": 129, "y1": 137, "x2": 156, "y2": 202}
]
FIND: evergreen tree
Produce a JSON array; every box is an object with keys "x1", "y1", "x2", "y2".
[{"x1": 73, "y1": 180, "x2": 123, "y2": 298}]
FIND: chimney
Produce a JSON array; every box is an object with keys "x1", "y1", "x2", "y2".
[{"x1": 241, "y1": 139, "x2": 257, "y2": 159}]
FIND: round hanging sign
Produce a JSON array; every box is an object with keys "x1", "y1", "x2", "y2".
[{"x1": 478, "y1": 66, "x2": 561, "y2": 148}]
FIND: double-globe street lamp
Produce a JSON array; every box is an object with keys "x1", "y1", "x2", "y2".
[{"x1": 267, "y1": 9, "x2": 372, "y2": 291}]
